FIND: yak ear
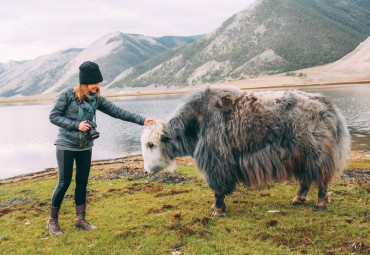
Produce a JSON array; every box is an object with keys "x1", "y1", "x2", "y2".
[
  {"x1": 161, "y1": 135, "x2": 171, "y2": 143},
  {"x1": 215, "y1": 93, "x2": 234, "y2": 112}
]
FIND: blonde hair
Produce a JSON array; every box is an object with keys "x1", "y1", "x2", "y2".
[{"x1": 73, "y1": 84, "x2": 100, "y2": 101}]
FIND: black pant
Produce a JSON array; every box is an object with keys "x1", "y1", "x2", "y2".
[{"x1": 51, "y1": 149, "x2": 92, "y2": 207}]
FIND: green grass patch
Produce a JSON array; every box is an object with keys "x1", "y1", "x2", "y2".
[{"x1": 0, "y1": 159, "x2": 369, "y2": 254}]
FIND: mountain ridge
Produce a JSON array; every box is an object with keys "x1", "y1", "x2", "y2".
[
  {"x1": 0, "y1": 33, "x2": 200, "y2": 97},
  {"x1": 108, "y1": 0, "x2": 370, "y2": 89}
]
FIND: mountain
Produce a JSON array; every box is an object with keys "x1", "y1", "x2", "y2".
[
  {"x1": 0, "y1": 49, "x2": 82, "y2": 97},
  {"x1": 0, "y1": 60, "x2": 29, "y2": 75},
  {"x1": 108, "y1": 0, "x2": 370, "y2": 89},
  {"x1": 0, "y1": 32, "x2": 200, "y2": 97},
  {"x1": 41, "y1": 32, "x2": 200, "y2": 95},
  {"x1": 301, "y1": 35, "x2": 370, "y2": 82}
]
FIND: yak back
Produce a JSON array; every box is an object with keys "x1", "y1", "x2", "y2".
[{"x1": 187, "y1": 86, "x2": 345, "y2": 189}]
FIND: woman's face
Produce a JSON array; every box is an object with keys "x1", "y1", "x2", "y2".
[{"x1": 87, "y1": 83, "x2": 100, "y2": 93}]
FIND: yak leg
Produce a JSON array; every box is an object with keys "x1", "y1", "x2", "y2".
[
  {"x1": 316, "y1": 182, "x2": 329, "y2": 210},
  {"x1": 292, "y1": 182, "x2": 311, "y2": 205},
  {"x1": 210, "y1": 193, "x2": 226, "y2": 218}
]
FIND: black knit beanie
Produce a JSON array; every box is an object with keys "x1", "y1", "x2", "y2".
[{"x1": 79, "y1": 61, "x2": 103, "y2": 85}]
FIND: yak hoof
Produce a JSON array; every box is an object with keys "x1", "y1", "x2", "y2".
[
  {"x1": 291, "y1": 200, "x2": 303, "y2": 205},
  {"x1": 291, "y1": 196, "x2": 307, "y2": 205},
  {"x1": 211, "y1": 211, "x2": 226, "y2": 218},
  {"x1": 316, "y1": 205, "x2": 327, "y2": 210},
  {"x1": 211, "y1": 207, "x2": 226, "y2": 218},
  {"x1": 316, "y1": 198, "x2": 329, "y2": 210}
]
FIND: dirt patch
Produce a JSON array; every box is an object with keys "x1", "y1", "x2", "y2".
[
  {"x1": 0, "y1": 203, "x2": 25, "y2": 217},
  {"x1": 0, "y1": 168, "x2": 58, "y2": 184},
  {"x1": 103, "y1": 183, "x2": 165, "y2": 197},
  {"x1": 115, "y1": 230, "x2": 145, "y2": 238},
  {"x1": 146, "y1": 204, "x2": 174, "y2": 214},
  {"x1": 93, "y1": 168, "x2": 147, "y2": 180},
  {"x1": 90, "y1": 155, "x2": 195, "y2": 184},
  {"x1": 180, "y1": 226, "x2": 197, "y2": 235},
  {"x1": 172, "y1": 211, "x2": 182, "y2": 219},
  {"x1": 267, "y1": 220, "x2": 278, "y2": 227},
  {"x1": 201, "y1": 216, "x2": 211, "y2": 227},
  {"x1": 1, "y1": 155, "x2": 195, "y2": 184},
  {"x1": 149, "y1": 172, "x2": 196, "y2": 184},
  {"x1": 0, "y1": 197, "x2": 36, "y2": 208},
  {"x1": 341, "y1": 169, "x2": 370, "y2": 183},
  {"x1": 64, "y1": 188, "x2": 96, "y2": 200},
  {"x1": 94, "y1": 166, "x2": 196, "y2": 184},
  {"x1": 0, "y1": 208, "x2": 13, "y2": 217},
  {"x1": 155, "y1": 189, "x2": 191, "y2": 197},
  {"x1": 32, "y1": 201, "x2": 49, "y2": 207}
]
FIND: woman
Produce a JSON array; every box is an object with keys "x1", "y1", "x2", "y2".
[{"x1": 47, "y1": 61, "x2": 155, "y2": 235}]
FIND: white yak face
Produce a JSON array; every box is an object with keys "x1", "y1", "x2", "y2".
[{"x1": 141, "y1": 122, "x2": 176, "y2": 173}]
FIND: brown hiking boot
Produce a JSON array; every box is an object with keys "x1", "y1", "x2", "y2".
[
  {"x1": 74, "y1": 204, "x2": 97, "y2": 230},
  {"x1": 46, "y1": 206, "x2": 63, "y2": 235}
]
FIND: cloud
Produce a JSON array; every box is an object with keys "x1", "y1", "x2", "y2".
[{"x1": 0, "y1": 0, "x2": 255, "y2": 62}]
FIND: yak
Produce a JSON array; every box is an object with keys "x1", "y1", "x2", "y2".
[{"x1": 141, "y1": 86, "x2": 350, "y2": 217}]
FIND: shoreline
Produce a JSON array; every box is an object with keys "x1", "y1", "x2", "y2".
[
  {"x1": 0, "y1": 154, "x2": 144, "y2": 184},
  {"x1": 1, "y1": 79, "x2": 369, "y2": 105},
  {"x1": 1, "y1": 151, "x2": 369, "y2": 184}
]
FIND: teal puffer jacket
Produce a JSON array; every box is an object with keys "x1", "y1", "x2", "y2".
[{"x1": 49, "y1": 88, "x2": 145, "y2": 149}]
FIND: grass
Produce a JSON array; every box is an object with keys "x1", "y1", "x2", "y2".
[{"x1": 0, "y1": 156, "x2": 369, "y2": 255}]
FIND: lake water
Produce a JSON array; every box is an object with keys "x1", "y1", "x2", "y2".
[{"x1": 0, "y1": 84, "x2": 369, "y2": 179}]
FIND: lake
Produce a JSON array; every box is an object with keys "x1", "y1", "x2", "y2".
[{"x1": 0, "y1": 84, "x2": 369, "y2": 179}]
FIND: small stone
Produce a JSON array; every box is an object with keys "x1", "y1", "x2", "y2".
[
  {"x1": 24, "y1": 221, "x2": 31, "y2": 225},
  {"x1": 267, "y1": 210, "x2": 280, "y2": 213}
]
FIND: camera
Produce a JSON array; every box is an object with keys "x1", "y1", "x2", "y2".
[{"x1": 86, "y1": 120, "x2": 100, "y2": 140}]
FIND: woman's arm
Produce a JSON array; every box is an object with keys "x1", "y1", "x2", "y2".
[
  {"x1": 97, "y1": 96, "x2": 146, "y2": 125},
  {"x1": 49, "y1": 89, "x2": 79, "y2": 130}
]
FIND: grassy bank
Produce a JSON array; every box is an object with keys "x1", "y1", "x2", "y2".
[{"x1": 0, "y1": 154, "x2": 369, "y2": 254}]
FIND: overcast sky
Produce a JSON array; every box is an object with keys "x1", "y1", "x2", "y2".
[{"x1": 0, "y1": 0, "x2": 255, "y2": 63}]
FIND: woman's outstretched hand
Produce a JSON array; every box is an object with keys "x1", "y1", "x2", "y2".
[
  {"x1": 78, "y1": 120, "x2": 92, "y2": 132},
  {"x1": 144, "y1": 118, "x2": 156, "y2": 126}
]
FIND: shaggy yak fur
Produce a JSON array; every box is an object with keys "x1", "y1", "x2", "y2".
[{"x1": 141, "y1": 86, "x2": 350, "y2": 217}]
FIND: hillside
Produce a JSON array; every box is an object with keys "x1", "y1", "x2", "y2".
[
  {"x1": 108, "y1": 0, "x2": 370, "y2": 89},
  {"x1": 0, "y1": 33, "x2": 200, "y2": 97},
  {"x1": 301, "y1": 36, "x2": 370, "y2": 82},
  {"x1": 221, "y1": 35, "x2": 370, "y2": 90},
  {"x1": 0, "y1": 49, "x2": 82, "y2": 97},
  {"x1": 0, "y1": 154, "x2": 369, "y2": 254},
  {"x1": 0, "y1": 60, "x2": 28, "y2": 76}
]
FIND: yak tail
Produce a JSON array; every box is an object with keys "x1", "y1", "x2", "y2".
[
  {"x1": 332, "y1": 106, "x2": 351, "y2": 178},
  {"x1": 314, "y1": 95, "x2": 351, "y2": 181}
]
